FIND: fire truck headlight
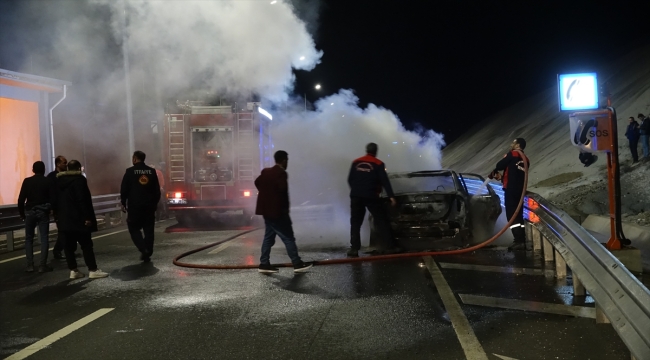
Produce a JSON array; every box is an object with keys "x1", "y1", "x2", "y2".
[
  {"x1": 243, "y1": 191, "x2": 251, "y2": 197},
  {"x1": 175, "y1": 192, "x2": 182, "y2": 198}
]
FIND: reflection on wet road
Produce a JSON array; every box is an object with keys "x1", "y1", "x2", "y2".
[{"x1": 0, "y1": 219, "x2": 634, "y2": 359}]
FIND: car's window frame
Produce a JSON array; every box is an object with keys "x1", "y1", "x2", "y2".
[{"x1": 387, "y1": 170, "x2": 462, "y2": 195}]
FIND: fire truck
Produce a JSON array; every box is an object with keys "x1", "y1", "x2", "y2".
[{"x1": 162, "y1": 101, "x2": 274, "y2": 225}]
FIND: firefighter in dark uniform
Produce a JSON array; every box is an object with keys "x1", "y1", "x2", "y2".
[
  {"x1": 347, "y1": 142, "x2": 399, "y2": 257},
  {"x1": 489, "y1": 138, "x2": 530, "y2": 251},
  {"x1": 120, "y1": 151, "x2": 161, "y2": 262}
]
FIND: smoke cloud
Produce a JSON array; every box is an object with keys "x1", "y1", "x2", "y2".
[
  {"x1": 4, "y1": 0, "x2": 447, "y2": 229},
  {"x1": 272, "y1": 90, "x2": 444, "y2": 246}
]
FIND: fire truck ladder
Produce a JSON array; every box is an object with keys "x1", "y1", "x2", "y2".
[
  {"x1": 237, "y1": 112, "x2": 255, "y2": 181},
  {"x1": 168, "y1": 115, "x2": 186, "y2": 182}
]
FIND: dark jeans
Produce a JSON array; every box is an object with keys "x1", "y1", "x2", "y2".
[
  {"x1": 350, "y1": 196, "x2": 394, "y2": 250},
  {"x1": 505, "y1": 189, "x2": 525, "y2": 243},
  {"x1": 641, "y1": 134, "x2": 649, "y2": 158},
  {"x1": 629, "y1": 138, "x2": 639, "y2": 162},
  {"x1": 24, "y1": 209, "x2": 50, "y2": 265},
  {"x1": 127, "y1": 210, "x2": 156, "y2": 256},
  {"x1": 260, "y1": 214, "x2": 302, "y2": 265},
  {"x1": 61, "y1": 230, "x2": 97, "y2": 271}
]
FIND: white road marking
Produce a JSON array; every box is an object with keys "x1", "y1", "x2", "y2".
[
  {"x1": 439, "y1": 262, "x2": 554, "y2": 276},
  {"x1": 4, "y1": 308, "x2": 114, "y2": 360},
  {"x1": 0, "y1": 229, "x2": 129, "y2": 264},
  {"x1": 423, "y1": 257, "x2": 489, "y2": 360},
  {"x1": 493, "y1": 354, "x2": 519, "y2": 360},
  {"x1": 459, "y1": 294, "x2": 596, "y2": 318}
]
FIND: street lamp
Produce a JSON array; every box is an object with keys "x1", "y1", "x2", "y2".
[{"x1": 304, "y1": 84, "x2": 321, "y2": 111}]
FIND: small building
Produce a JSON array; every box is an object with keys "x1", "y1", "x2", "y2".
[{"x1": 0, "y1": 68, "x2": 71, "y2": 206}]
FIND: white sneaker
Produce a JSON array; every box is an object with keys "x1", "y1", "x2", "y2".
[
  {"x1": 70, "y1": 270, "x2": 85, "y2": 279},
  {"x1": 89, "y1": 269, "x2": 109, "y2": 279}
]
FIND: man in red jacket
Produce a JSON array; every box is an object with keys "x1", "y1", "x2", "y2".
[{"x1": 255, "y1": 150, "x2": 312, "y2": 273}]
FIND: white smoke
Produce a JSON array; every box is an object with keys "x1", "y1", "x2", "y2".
[
  {"x1": 271, "y1": 90, "x2": 445, "y2": 246},
  {"x1": 94, "y1": 0, "x2": 322, "y2": 102},
  {"x1": 10, "y1": 0, "x2": 448, "y2": 221}
]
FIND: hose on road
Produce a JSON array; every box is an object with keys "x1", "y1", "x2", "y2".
[{"x1": 173, "y1": 152, "x2": 529, "y2": 270}]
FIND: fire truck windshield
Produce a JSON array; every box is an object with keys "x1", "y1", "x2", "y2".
[{"x1": 192, "y1": 129, "x2": 234, "y2": 182}]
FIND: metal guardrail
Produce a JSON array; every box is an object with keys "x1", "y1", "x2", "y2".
[
  {"x1": 0, "y1": 193, "x2": 123, "y2": 252},
  {"x1": 525, "y1": 192, "x2": 650, "y2": 359}
]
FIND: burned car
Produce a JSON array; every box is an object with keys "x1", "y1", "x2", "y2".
[{"x1": 369, "y1": 170, "x2": 502, "y2": 251}]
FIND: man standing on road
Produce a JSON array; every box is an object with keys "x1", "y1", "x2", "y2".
[
  {"x1": 637, "y1": 113, "x2": 650, "y2": 160},
  {"x1": 254, "y1": 150, "x2": 312, "y2": 273},
  {"x1": 625, "y1": 116, "x2": 640, "y2": 163},
  {"x1": 18, "y1": 161, "x2": 53, "y2": 273},
  {"x1": 54, "y1": 160, "x2": 108, "y2": 279},
  {"x1": 490, "y1": 138, "x2": 530, "y2": 251},
  {"x1": 47, "y1": 155, "x2": 68, "y2": 259},
  {"x1": 120, "y1": 151, "x2": 161, "y2": 262},
  {"x1": 347, "y1": 142, "x2": 399, "y2": 257}
]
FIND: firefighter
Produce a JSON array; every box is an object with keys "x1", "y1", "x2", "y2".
[
  {"x1": 120, "y1": 151, "x2": 161, "y2": 262},
  {"x1": 489, "y1": 138, "x2": 530, "y2": 251},
  {"x1": 347, "y1": 142, "x2": 399, "y2": 257}
]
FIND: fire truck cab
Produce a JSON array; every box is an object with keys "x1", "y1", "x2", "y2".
[{"x1": 163, "y1": 102, "x2": 273, "y2": 225}]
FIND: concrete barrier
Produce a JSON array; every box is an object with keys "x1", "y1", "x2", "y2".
[{"x1": 581, "y1": 214, "x2": 650, "y2": 273}]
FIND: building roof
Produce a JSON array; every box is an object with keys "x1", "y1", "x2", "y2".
[{"x1": 0, "y1": 68, "x2": 71, "y2": 93}]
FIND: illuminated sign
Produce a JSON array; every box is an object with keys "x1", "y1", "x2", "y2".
[
  {"x1": 258, "y1": 107, "x2": 273, "y2": 120},
  {"x1": 558, "y1": 73, "x2": 599, "y2": 111}
]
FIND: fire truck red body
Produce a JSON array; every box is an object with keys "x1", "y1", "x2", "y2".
[{"x1": 162, "y1": 103, "x2": 273, "y2": 224}]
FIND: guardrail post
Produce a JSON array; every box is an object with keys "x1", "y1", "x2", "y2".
[
  {"x1": 595, "y1": 303, "x2": 610, "y2": 324},
  {"x1": 542, "y1": 235, "x2": 554, "y2": 262},
  {"x1": 6, "y1": 231, "x2": 14, "y2": 251},
  {"x1": 532, "y1": 225, "x2": 542, "y2": 251},
  {"x1": 555, "y1": 249, "x2": 567, "y2": 278},
  {"x1": 572, "y1": 274, "x2": 586, "y2": 296}
]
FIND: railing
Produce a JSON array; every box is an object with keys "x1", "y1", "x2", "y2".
[
  {"x1": 0, "y1": 193, "x2": 123, "y2": 252},
  {"x1": 524, "y1": 192, "x2": 650, "y2": 359}
]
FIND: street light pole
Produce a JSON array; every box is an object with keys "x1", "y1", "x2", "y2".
[{"x1": 121, "y1": 0, "x2": 135, "y2": 160}]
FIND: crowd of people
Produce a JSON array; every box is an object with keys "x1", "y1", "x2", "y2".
[
  {"x1": 17, "y1": 151, "x2": 161, "y2": 278},
  {"x1": 18, "y1": 139, "x2": 532, "y2": 277},
  {"x1": 625, "y1": 113, "x2": 650, "y2": 163}
]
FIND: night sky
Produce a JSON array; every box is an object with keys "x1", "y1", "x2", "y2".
[
  {"x1": 294, "y1": 1, "x2": 650, "y2": 145},
  {"x1": 2, "y1": 1, "x2": 650, "y2": 146}
]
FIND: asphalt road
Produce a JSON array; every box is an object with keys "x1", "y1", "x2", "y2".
[{"x1": 0, "y1": 218, "x2": 634, "y2": 360}]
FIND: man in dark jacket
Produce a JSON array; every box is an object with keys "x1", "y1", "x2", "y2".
[
  {"x1": 489, "y1": 138, "x2": 530, "y2": 251},
  {"x1": 120, "y1": 151, "x2": 161, "y2": 262},
  {"x1": 47, "y1": 155, "x2": 68, "y2": 259},
  {"x1": 347, "y1": 143, "x2": 398, "y2": 257},
  {"x1": 637, "y1": 113, "x2": 650, "y2": 159},
  {"x1": 54, "y1": 160, "x2": 108, "y2": 279},
  {"x1": 17, "y1": 161, "x2": 53, "y2": 272},
  {"x1": 254, "y1": 150, "x2": 312, "y2": 273},
  {"x1": 625, "y1": 116, "x2": 640, "y2": 163}
]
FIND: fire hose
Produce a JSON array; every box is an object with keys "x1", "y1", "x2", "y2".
[{"x1": 173, "y1": 151, "x2": 529, "y2": 270}]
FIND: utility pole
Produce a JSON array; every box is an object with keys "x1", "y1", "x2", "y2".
[{"x1": 121, "y1": 0, "x2": 135, "y2": 160}]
